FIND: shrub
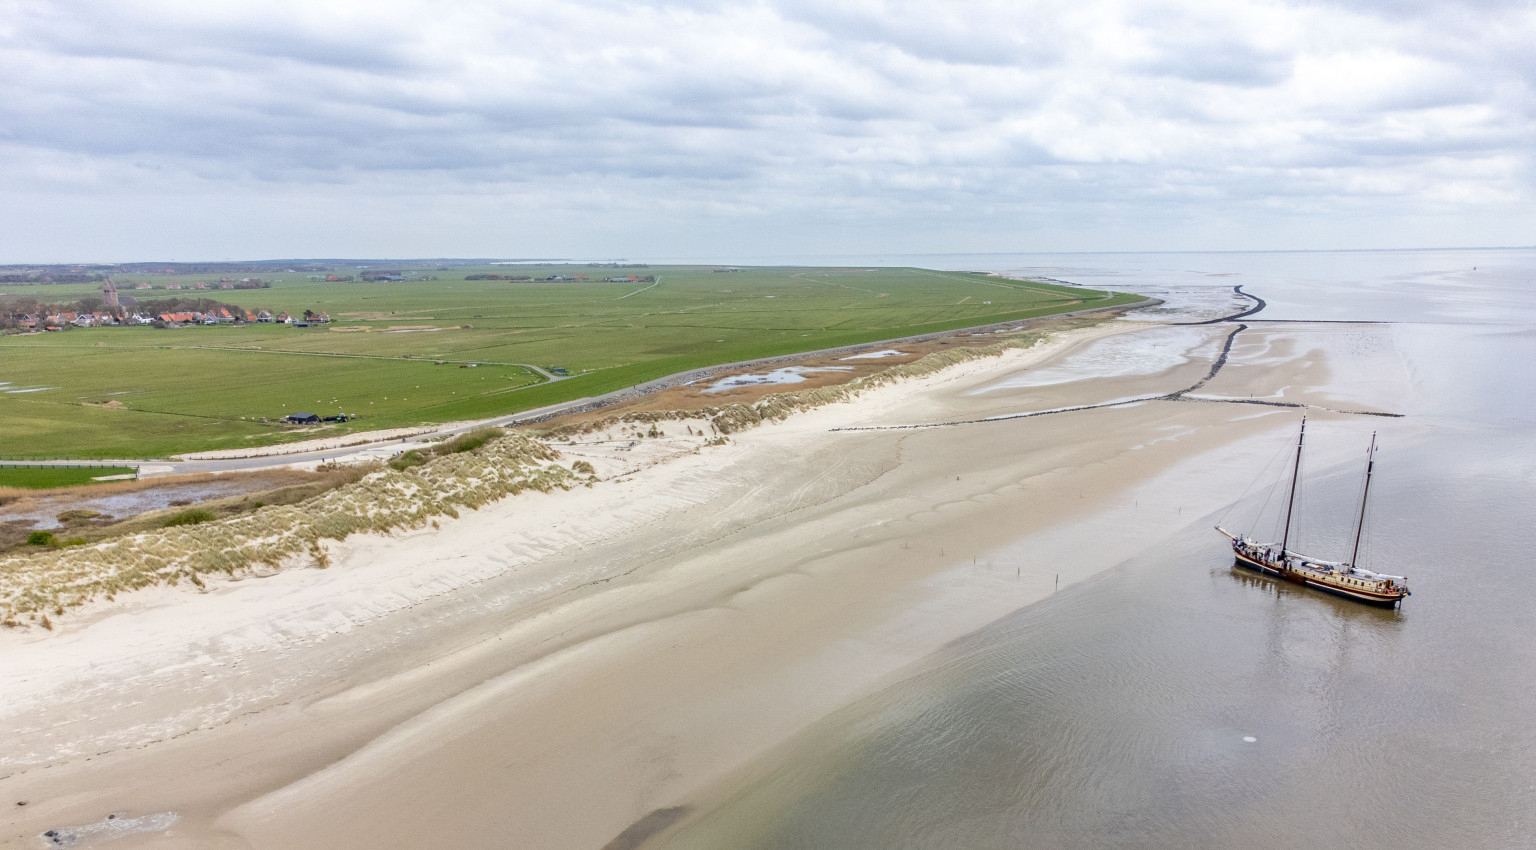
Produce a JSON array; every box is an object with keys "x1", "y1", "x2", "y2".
[
  {"x1": 162, "y1": 509, "x2": 216, "y2": 528},
  {"x1": 388, "y1": 450, "x2": 426, "y2": 471},
  {"x1": 433, "y1": 428, "x2": 504, "y2": 456},
  {"x1": 26, "y1": 531, "x2": 56, "y2": 547}
]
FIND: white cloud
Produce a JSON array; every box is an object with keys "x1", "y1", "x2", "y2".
[{"x1": 0, "y1": 0, "x2": 1532, "y2": 260}]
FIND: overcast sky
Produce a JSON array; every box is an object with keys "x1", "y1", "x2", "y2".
[{"x1": 2, "y1": 0, "x2": 1533, "y2": 262}]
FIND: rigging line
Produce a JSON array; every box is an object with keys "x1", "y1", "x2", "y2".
[
  {"x1": 1261, "y1": 432, "x2": 1302, "y2": 544},
  {"x1": 1292, "y1": 460, "x2": 1308, "y2": 555},
  {"x1": 1215, "y1": 430, "x2": 1295, "y2": 530},
  {"x1": 1253, "y1": 469, "x2": 1286, "y2": 543}
]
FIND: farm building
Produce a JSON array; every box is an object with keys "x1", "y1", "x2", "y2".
[{"x1": 284, "y1": 412, "x2": 321, "y2": 425}]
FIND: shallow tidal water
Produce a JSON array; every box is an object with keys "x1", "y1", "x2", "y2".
[{"x1": 653, "y1": 249, "x2": 1536, "y2": 849}]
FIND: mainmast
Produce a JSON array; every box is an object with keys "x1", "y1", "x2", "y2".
[
  {"x1": 1280, "y1": 414, "x2": 1307, "y2": 557},
  {"x1": 1349, "y1": 432, "x2": 1377, "y2": 567}
]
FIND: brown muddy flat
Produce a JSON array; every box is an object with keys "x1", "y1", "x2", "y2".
[
  {"x1": 0, "y1": 469, "x2": 329, "y2": 532},
  {"x1": 584, "y1": 336, "x2": 999, "y2": 418}
]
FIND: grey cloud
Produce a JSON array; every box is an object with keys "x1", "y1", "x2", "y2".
[
  {"x1": 1133, "y1": 39, "x2": 1294, "y2": 88},
  {"x1": 13, "y1": 2, "x2": 429, "y2": 74},
  {"x1": 0, "y1": 0, "x2": 1533, "y2": 261},
  {"x1": 779, "y1": 1, "x2": 1070, "y2": 68}
]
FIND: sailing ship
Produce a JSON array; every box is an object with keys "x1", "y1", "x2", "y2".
[{"x1": 1217, "y1": 415, "x2": 1410, "y2": 606}]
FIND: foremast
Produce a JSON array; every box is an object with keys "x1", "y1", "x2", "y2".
[
  {"x1": 1349, "y1": 432, "x2": 1376, "y2": 568},
  {"x1": 1280, "y1": 414, "x2": 1307, "y2": 558}
]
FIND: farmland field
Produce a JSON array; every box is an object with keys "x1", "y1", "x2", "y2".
[{"x1": 0, "y1": 265, "x2": 1143, "y2": 458}]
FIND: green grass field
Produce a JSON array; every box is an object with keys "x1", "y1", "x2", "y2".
[
  {"x1": 0, "y1": 466, "x2": 137, "y2": 489},
  {"x1": 0, "y1": 265, "x2": 1143, "y2": 458}
]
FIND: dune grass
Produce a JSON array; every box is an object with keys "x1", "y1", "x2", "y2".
[
  {"x1": 161, "y1": 509, "x2": 216, "y2": 527},
  {"x1": 0, "y1": 432, "x2": 575, "y2": 625}
]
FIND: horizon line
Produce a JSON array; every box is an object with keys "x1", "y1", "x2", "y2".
[{"x1": 4, "y1": 245, "x2": 1534, "y2": 267}]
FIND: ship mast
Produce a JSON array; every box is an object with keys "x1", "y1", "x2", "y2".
[
  {"x1": 1349, "y1": 432, "x2": 1377, "y2": 568},
  {"x1": 1280, "y1": 414, "x2": 1307, "y2": 557}
]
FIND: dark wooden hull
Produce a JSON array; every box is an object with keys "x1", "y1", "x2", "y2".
[{"x1": 1231, "y1": 549, "x2": 1407, "y2": 607}]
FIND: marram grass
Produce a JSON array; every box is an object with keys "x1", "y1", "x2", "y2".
[{"x1": 0, "y1": 433, "x2": 573, "y2": 625}]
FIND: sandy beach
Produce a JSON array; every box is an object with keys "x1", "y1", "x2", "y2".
[{"x1": 0, "y1": 315, "x2": 1397, "y2": 849}]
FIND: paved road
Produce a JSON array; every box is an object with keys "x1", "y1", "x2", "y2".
[{"x1": 0, "y1": 297, "x2": 1146, "y2": 477}]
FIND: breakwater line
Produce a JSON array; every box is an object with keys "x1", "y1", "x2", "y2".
[
  {"x1": 1168, "y1": 323, "x2": 1244, "y2": 396},
  {"x1": 1172, "y1": 394, "x2": 1403, "y2": 417},
  {"x1": 829, "y1": 317, "x2": 1401, "y2": 434},
  {"x1": 1187, "y1": 285, "x2": 1266, "y2": 324},
  {"x1": 828, "y1": 395, "x2": 1167, "y2": 432}
]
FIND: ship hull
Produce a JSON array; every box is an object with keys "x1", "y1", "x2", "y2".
[{"x1": 1231, "y1": 549, "x2": 1405, "y2": 607}]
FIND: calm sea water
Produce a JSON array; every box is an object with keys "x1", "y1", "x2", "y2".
[{"x1": 654, "y1": 249, "x2": 1536, "y2": 849}]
